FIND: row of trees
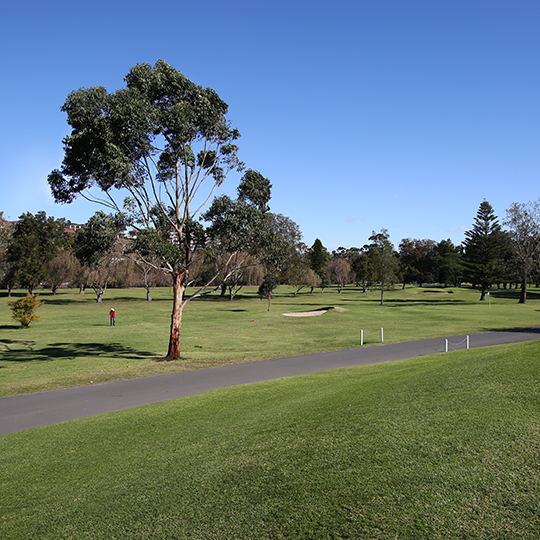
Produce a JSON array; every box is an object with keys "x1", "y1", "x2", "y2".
[
  {"x1": 3, "y1": 198, "x2": 540, "y2": 311},
  {"x1": 299, "y1": 200, "x2": 540, "y2": 306}
]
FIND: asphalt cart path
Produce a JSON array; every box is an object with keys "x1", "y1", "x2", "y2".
[{"x1": 2, "y1": 326, "x2": 539, "y2": 436}]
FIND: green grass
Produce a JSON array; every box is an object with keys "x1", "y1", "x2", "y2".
[
  {"x1": 1, "y1": 285, "x2": 540, "y2": 396},
  {"x1": 1, "y1": 340, "x2": 539, "y2": 538}
]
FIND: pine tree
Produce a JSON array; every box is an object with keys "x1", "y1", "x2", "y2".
[
  {"x1": 463, "y1": 200, "x2": 505, "y2": 301},
  {"x1": 308, "y1": 238, "x2": 331, "y2": 293}
]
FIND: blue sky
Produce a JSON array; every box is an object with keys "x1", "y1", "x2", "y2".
[{"x1": 1, "y1": 0, "x2": 539, "y2": 251}]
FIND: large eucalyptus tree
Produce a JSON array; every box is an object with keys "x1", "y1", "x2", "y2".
[{"x1": 48, "y1": 60, "x2": 247, "y2": 360}]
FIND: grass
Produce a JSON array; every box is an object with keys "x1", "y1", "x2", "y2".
[
  {"x1": 1, "y1": 284, "x2": 540, "y2": 396},
  {"x1": 1, "y1": 339, "x2": 539, "y2": 538}
]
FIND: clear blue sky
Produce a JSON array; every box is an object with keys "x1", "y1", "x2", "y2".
[{"x1": 1, "y1": 0, "x2": 539, "y2": 251}]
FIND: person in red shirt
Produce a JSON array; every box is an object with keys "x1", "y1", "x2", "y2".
[{"x1": 109, "y1": 308, "x2": 115, "y2": 326}]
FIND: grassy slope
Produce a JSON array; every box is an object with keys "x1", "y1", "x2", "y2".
[
  {"x1": 1, "y1": 340, "x2": 539, "y2": 538},
  {"x1": 1, "y1": 285, "x2": 539, "y2": 396}
]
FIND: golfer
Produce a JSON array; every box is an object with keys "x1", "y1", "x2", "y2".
[{"x1": 109, "y1": 308, "x2": 115, "y2": 326}]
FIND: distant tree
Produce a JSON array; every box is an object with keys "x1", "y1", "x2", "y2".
[
  {"x1": 267, "y1": 213, "x2": 304, "y2": 281},
  {"x1": 308, "y1": 238, "x2": 331, "y2": 293},
  {"x1": 504, "y1": 200, "x2": 540, "y2": 303},
  {"x1": 47, "y1": 251, "x2": 81, "y2": 294},
  {"x1": 75, "y1": 212, "x2": 125, "y2": 302},
  {"x1": 6, "y1": 212, "x2": 67, "y2": 295},
  {"x1": 0, "y1": 213, "x2": 14, "y2": 294},
  {"x1": 135, "y1": 258, "x2": 170, "y2": 301},
  {"x1": 289, "y1": 265, "x2": 321, "y2": 296},
  {"x1": 367, "y1": 229, "x2": 399, "y2": 305},
  {"x1": 202, "y1": 170, "x2": 287, "y2": 300},
  {"x1": 463, "y1": 201, "x2": 505, "y2": 301},
  {"x1": 432, "y1": 239, "x2": 463, "y2": 287},
  {"x1": 9, "y1": 294, "x2": 44, "y2": 327},
  {"x1": 309, "y1": 238, "x2": 330, "y2": 274},
  {"x1": 258, "y1": 273, "x2": 278, "y2": 311},
  {"x1": 328, "y1": 258, "x2": 352, "y2": 293},
  {"x1": 351, "y1": 251, "x2": 375, "y2": 292},
  {"x1": 332, "y1": 246, "x2": 362, "y2": 260},
  {"x1": 398, "y1": 238, "x2": 436, "y2": 288}
]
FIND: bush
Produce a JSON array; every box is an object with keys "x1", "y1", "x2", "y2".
[{"x1": 9, "y1": 294, "x2": 44, "y2": 327}]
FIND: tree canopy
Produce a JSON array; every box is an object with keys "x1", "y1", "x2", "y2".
[
  {"x1": 6, "y1": 212, "x2": 67, "y2": 295},
  {"x1": 366, "y1": 229, "x2": 399, "y2": 305},
  {"x1": 48, "y1": 60, "x2": 265, "y2": 359}
]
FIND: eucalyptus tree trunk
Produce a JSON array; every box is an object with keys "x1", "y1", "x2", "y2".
[{"x1": 166, "y1": 272, "x2": 186, "y2": 360}]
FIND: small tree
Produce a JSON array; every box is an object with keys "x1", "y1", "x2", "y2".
[
  {"x1": 9, "y1": 294, "x2": 44, "y2": 327},
  {"x1": 367, "y1": 229, "x2": 400, "y2": 305},
  {"x1": 328, "y1": 258, "x2": 352, "y2": 293},
  {"x1": 75, "y1": 212, "x2": 125, "y2": 302},
  {"x1": 258, "y1": 273, "x2": 278, "y2": 311},
  {"x1": 47, "y1": 251, "x2": 81, "y2": 294}
]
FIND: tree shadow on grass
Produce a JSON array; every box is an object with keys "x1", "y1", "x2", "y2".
[
  {"x1": 0, "y1": 340, "x2": 156, "y2": 362},
  {"x1": 488, "y1": 289, "x2": 540, "y2": 301},
  {"x1": 485, "y1": 325, "x2": 540, "y2": 334}
]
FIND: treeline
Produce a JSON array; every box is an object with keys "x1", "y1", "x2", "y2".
[{"x1": 1, "y1": 199, "x2": 539, "y2": 304}]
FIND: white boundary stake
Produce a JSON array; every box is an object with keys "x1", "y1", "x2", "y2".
[
  {"x1": 359, "y1": 328, "x2": 384, "y2": 345},
  {"x1": 445, "y1": 335, "x2": 470, "y2": 352}
]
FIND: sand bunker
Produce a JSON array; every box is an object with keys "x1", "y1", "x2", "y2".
[{"x1": 283, "y1": 306, "x2": 347, "y2": 317}]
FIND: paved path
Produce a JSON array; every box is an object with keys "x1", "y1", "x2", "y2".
[{"x1": 1, "y1": 327, "x2": 539, "y2": 436}]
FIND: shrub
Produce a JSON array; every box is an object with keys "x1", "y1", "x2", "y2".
[{"x1": 9, "y1": 294, "x2": 44, "y2": 327}]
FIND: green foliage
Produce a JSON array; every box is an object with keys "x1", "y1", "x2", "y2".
[
  {"x1": 308, "y1": 238, "x2": 330, "y2": 275},
  {"x1": 6, "y1": 212, "x2": 67, "y2": 293},
  {"x1": 367, "y1": 229, "x2": 400, "y2": 304},
  {"x1": 258, "y1": 273, "x2": 278, "y2": 310},
  {"x1": 75, "y1": 211, "x2": 125, "y2": 268},
  {"x1": 0, "y1": 212, "x2": 13, "y2": 288},
  {"x1": 236, "y1": 169, "x2": 271, "y2": 212},
  {"x1": 8, "y1": 293, "x2": 44, "y2": 327},
  {"x1": 432, "y1": 238, "x2": 463, "y2": 286},
  {"x1": 203, "y1": 170, "x2": 287, "y2": 285},
  {"x1": 308, "y1": 238, "x2": 332, "y2": 292},
  {"x1": 398, "y1": 238, "x2": 437, "y2": 286}
]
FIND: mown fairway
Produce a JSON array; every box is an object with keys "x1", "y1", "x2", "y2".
[
  {"x1": 1, "y1": 339, "x2": 539, "y2": 538},
  {"x1": 1, "y1": 285, "x2": 539, "y2": 396}
]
